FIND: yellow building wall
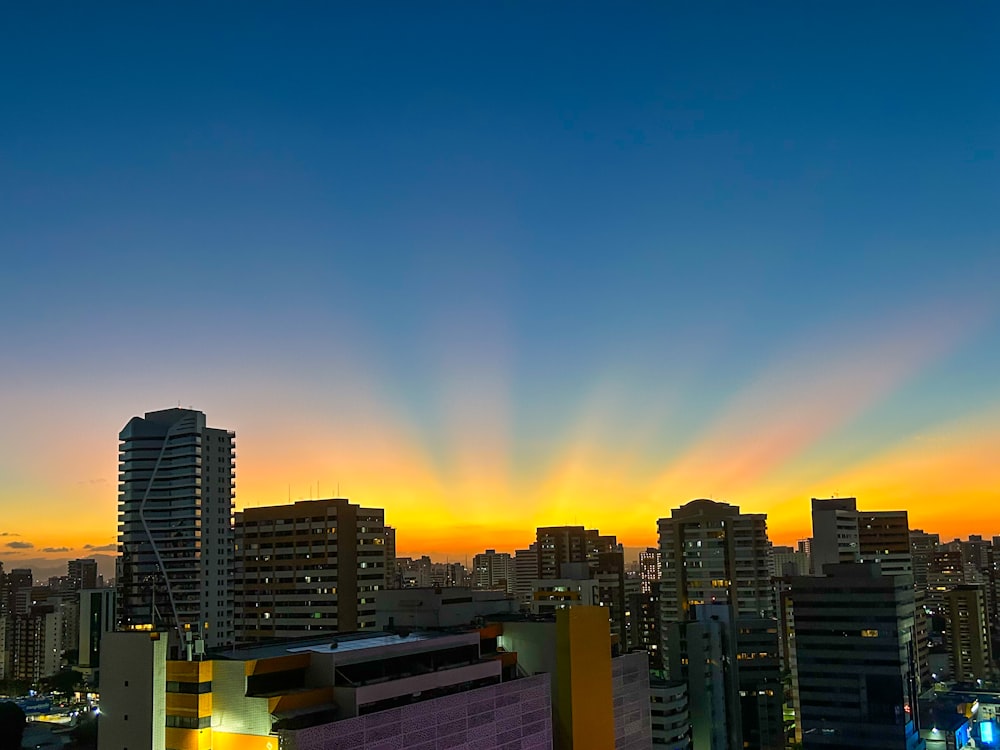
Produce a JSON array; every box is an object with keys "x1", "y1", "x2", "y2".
[
  {"x1": 554, "y1": 607, "x2": 615, "y2": 750},
  {"x1": 167, "y1": 660, "x2": 213, "y2": 683},
  {"x1": 212, "y1": 731, "x2": 279, "y2": 750},
  {"x1": 164, "y1": 726, "x2": 212, "y2": 750},
  {"x1": 165, "y1": 692, "x2": 212, "y2": 719}
]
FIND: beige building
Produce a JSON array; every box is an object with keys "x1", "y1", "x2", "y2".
[{"x1": 97, "y1": 631, "x2": 168, "y2": 750}]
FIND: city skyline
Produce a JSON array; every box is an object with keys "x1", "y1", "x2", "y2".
[{"x1": 2, "y1": 4, "x2": 999, "y2": 565}]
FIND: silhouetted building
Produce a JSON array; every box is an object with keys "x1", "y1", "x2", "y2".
[
  {"x1": 659, "y1": 499, "x2": 781, "y2": 750},
  {"x1": 67, "y1": 559, "x2": 98, "y2": 591},
  {"x1": 787, "y1": 563, "x2": 924, "y2": 750},
  {"x1": 945, "y1": 585, "x2": 992, "y2": 683}
]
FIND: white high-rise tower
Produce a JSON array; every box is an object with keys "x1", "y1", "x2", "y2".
[{"x1": 116, "y1": 408, "x2": 235, "y2": 651}]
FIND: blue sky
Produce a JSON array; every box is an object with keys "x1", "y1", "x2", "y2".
[{"x1": 1, "y1": 2, "x2": 998, "y2": 558}]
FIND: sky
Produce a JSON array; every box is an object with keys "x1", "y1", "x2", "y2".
[{"x1": 1, "y1": 3, "x2": 998, "y2": 575}]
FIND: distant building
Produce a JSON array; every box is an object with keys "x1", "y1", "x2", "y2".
[
  {"x1": 535, "y1": 525, "x2": 620, "y2": 579},
  {"x1": 383, "y1": 525, "x2": 397, "y2": 588},
  {"x1": 639, "y1": 547, "x2": 662, "y2": 594},
  {"x1": 234, "y1": 498, "x2": 386, "y2": 641},
  {"x1": 811, "y1": 498, "x2": 912, "y2": 575},
  {"x1": 116, "y1": 408, "x2": 235, "y2": 652},
  {"x1": 945, "y1": 585, "x2": 992, "y2": 683},
  {"x1": 78, "y1": 588, "x2": 116, "y2": 682},
  {"x1": 375, "y1": 587, "x2": 516, "y2": 629},
  {"x1": 910, "y1": 529, "x2": 940, "y2": 590},
  {"x1": 67, "y1": 559, "x2": 98, "y2": 591},
  {"x1": 472, "y1": 549, "x2": 515, "y2": 593},
  {"x1": 9, "y1": 604, "x2": 62, "y2": 685},
  {"x1": 770, "y1": 545, "x2": 809, "y2": 577},
  {"x1": 513, "y1": 544, "x2": 539, "y2": 607},
  {"x1": 787, "y1": 563, "x2": 924, "y2": 750}
]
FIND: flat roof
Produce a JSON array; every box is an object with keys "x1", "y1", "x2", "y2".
[{"x1": 215, "y1": 629, "x2": 459, "y2": 662}]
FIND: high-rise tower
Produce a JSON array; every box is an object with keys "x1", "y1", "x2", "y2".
[
  {"x1": 659, "y1": 499, "x2": 781, "y2": 750},
  {"x1": 116, "y1": 408, "x2": 235, "y2": 651}
]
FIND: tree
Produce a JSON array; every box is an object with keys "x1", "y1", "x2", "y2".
[{"x1": 40, "y1": 669, "x2": 84, "y2": 695}]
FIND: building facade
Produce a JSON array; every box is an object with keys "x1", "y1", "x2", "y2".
[
  {"x1": 945, "y1": 585, "x2": 992, "y2": 682},
  {"x1": 659, "y1": 499, "x2": 781, "y2": 750},
  {"x1": 472, "y1": 549, "x2": 515, "y2": 593},
  {"x1": 234, "y1": 498, "x2": 386, "y2": 641},
  {"x1": 787, "y1": 563, "x2": 924, "y2": 750},
  {"x1": 117, "y1": 408, "x2": 235, "y2": 651}
]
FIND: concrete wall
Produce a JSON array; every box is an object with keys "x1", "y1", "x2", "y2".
[
  {"x1": 97, "y1": 631, "x2": 167, "y2": 750},
  {"x1": 283, "y1": 673, "x2": 553, "y2": 750}
]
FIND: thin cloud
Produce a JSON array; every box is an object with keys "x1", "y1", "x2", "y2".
[
  {"x1": 6, "y1": 541, "x2": 34, "y2": 549},
  {"x1": 42, "y1": 546, "x2": 71, "y2": 553},
  {"x1": 84, "y1": 543, "x2": 116, "y2": 552},
  {"x1": 0, "y1": 532, "x2": 20, "y2": 537}
]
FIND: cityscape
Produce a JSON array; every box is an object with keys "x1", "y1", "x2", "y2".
[
  {"x1": 2, "y1": 3, "x2": 998, "y2": 750},
  {"x1": 2, "y1": 407, "x2": 999, "y2": 749}
]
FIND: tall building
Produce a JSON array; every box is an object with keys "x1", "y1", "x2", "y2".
[
  {"x1": 513, "y1": 544, "x2": 538, "y2": 608},
  {"x1": 786, "y1": 563, "x2": 924, "y2": 750},
  {"x1": 473, "y1": 549, "x2": 515, "y2": 593},
  {"x1": 9, "y1": 604, "x2": 62, "y2": 685},
  {"x1": 770, "y1": 545, "x2": 809, "y2": 577},
  {"x1": 910, "y1": 529, "x2": 940, "y2": 591},
  {"x1": 945, "y1": 585, "x2": 992, "y2": 682},
  {"x1": 659, "y1": 499, "x2": 781, "y2": 750},
  {"x1": 811, "y1": 498, "x2": 912, "y2": 575},
  {"x1": 116, "y1": 408, "x2": 235, "y2": 651},
  {"x1": 535, "y1": 526, "x2": 620, "y2": 579},
  {"x1": 78, "y1": 588, "x2": 116, "y2": 682},
  {"x1": 383, "y1": 525, "x2": 397, "y2": 588},
  {"x1": 234, "y1": 498, "x2": 386, "y2": 641},
  {"x1": 67, "y1": 559, "x2": 98, "y2": 591},
  {"x1": 639, "y1": 547, "x2": 662, "y2": 595}
]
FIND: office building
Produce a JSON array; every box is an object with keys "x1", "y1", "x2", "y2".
[
  {"x1": 117, "y1": 408, "x2": 235, "y2": 651},
  {"x1": 787, "y1": 563, "x2": 924, "y2": 750},
  {"x1": 234, "y1": 498, "x2": 386, "y2": 641},
  {"x1": 659, "y1": 499, "x2": 781, "y2": 750},
  {"x1": 945, "y1": 585, "x2": 992, "y2": 682}
]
